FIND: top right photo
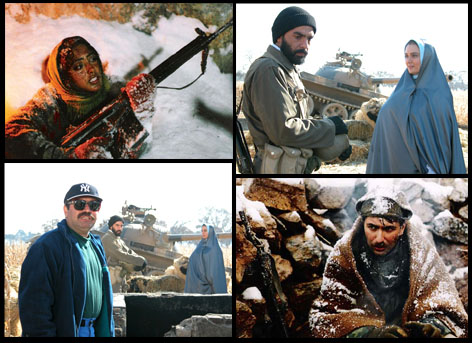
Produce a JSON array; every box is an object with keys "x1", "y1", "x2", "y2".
[{"x1": 236, "y1": 3, "x2": 468, "y2": 175}]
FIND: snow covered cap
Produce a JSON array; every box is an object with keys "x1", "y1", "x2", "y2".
[
  {"x1": 64, "y1": 183, "x2": 102, "y2": 203},
  {"x1": 356, "y1": 189, "x2": 412, "y2": 220}
]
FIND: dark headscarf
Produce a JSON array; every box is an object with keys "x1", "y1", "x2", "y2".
[
  {"x1": 47, "y1": 36, "x2": 110, "y2": 121},
  {"x1": 366, "y1": 41, "x2": 466, "y2": 174},
  {"x1": 184, "y1": 225, "x2": 227, "y2": 294}
]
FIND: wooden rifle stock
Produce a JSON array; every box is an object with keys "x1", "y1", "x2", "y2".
[{"x1": 60, "y1": 18, "x2": 233, "y2": 158}]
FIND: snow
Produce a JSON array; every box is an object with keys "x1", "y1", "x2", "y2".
[
  {"x1": 5, "y1": 11, "x2": 232, "y2": 158},
  {"x1": 269, "y1": 178, "x2": 304, "y2": 186},
  {"x1": 242, "y1": 286, "x2": 263, "y2": 300},
  {"x1": 305, "y1": 225, "x2": 316, "y2": 241}
]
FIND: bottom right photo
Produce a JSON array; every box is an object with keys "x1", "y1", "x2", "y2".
[{"x1": 236, "y1": 178, "x2": 468, "y2": 338}]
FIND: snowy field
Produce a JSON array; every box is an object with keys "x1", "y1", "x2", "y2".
[{"x1": 5, "y1": 10, "x2": 233, "y2": 159}]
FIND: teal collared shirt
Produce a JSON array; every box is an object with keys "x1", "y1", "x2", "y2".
[{"x1": 68, "y1": 227, "x2": 103, "y2": 318}]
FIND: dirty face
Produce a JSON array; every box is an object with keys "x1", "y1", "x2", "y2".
[
  {"x1": 64, "y1": 196, "x2": 100, "y2": 237},
  {"x1": 201, "y1": 225, "x2": 208, "y2": 240},
  {"x1": 111, "y1": 221, "x2": 124, "y2": 237},
  {"x1": 405, "y1": 43, "x2": 421, "y2": 76},
  {"x1": 68, "y1": 44, "x2": 102, "y2": 92},
  {"x1": 363, "y1": 217, "x2": 405, "y2": 256},
  {"x1": 277, "y1": 25, "x2": 314, "y2": 65}
]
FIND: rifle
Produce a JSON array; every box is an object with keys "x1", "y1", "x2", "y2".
[
  {"x1": 238, "y1": 211, "x2": 289, "y2": 337},
  {"x1": 61, "y1": 17, "x2": 233, "y2": 158},
  {"x1": 235, "y1": 90, "x2": 255, "y2": 173}
]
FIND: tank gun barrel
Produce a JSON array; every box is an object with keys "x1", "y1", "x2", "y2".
[
  {"x1": 370, "y1": 73, "x2": 453, "y2": 85},
  {"x1": 165, "y1": 232, "x2": 232, "y2": 242},
  {"x1": 370, "y1": 77, "x2": 400, "y2": 85}
]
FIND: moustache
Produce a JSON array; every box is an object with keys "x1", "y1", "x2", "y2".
[
  {"x1": 374, "y1": 243, "x2": 386, "y2": 248},
  {"x1": 78, "y1": 212, "x2": 95, "y2": 220},
  {"x1": 295, "y1": 49, "x2": 308, "y2": 55}
]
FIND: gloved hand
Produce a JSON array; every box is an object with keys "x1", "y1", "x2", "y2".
[
  {"x1": 404, "y1": 321, "x2": 442, "y2": 338},
  {"x1": 134, "y1": 259, "x2": 148, "y2": 271},
  {"x1": 364, "y1": 325, "x2": 408, "y2": 338},
  {"x1": 124, "y1": 73, "x2": 157, "y2": 112},
  {"x1": 327, "y1": 115, "x2": 348, "y2": 135},
  {"x1": 71, "y1": 137, "x2": 111, "y2": 159},
  {"x1": 338, "y1": 145, "x2": 352, "y2": 161}
]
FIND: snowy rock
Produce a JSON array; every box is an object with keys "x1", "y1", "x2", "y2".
[
  {"x1": 431, "y1": 210, "x2": 468, "y2": 245},
  {"x1": 285, "y1": 233, "x2": 323, "y2": 273},
  {"x1": 305, "y1": 179, "x2": 355, "y2": 209},
  {"x1": 244, "y1": 178, "x2": 307, "y2": 212}
]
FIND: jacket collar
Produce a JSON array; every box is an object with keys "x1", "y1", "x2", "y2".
[{"x1": 263, "y1": 45, "x2": 298, "y2": 73}]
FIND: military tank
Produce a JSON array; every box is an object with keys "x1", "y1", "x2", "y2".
[
  {"x1": 92, "y1": 201, "x2": 232, "y2": 275},
  {"x1": 300, "y1": 51, "x2": 398, "y2": 120}
]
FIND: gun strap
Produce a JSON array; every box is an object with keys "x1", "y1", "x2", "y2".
[{"x1": 156, "y1": 47, "x2": 208, "y2": 91}]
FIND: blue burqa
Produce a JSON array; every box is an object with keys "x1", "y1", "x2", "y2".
[
  {"x1": 184, "y1": 226, "x2": 227, "y2": 294},
  {"x1": 366, "y1": 41, "x2": 466, "y2": 174}
]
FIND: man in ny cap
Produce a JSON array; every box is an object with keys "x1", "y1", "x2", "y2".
[
  {"x1": 102, "y1": 215, "x2": 147, "y2": 292},
  {"x1": 242, "y1": 6, "x2": 351, "y2": 174},
  {"x1": 19, "y1": 183, "x2": 114, "y2": 337},
  {"x1": 310, "y1": 188, "x2": 467, "y2": 338}
]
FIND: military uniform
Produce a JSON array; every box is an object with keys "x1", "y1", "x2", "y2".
[
  {"x1": 243, "y1": 45, "x2": 347, "y2": 173},
  {"x1": 101, "y1": 230, "x2": 146, "y2": 292}
]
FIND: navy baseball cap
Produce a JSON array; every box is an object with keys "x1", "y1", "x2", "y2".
[{"x1": 64, "y1": 183, "x2": 102, "y2": 203}]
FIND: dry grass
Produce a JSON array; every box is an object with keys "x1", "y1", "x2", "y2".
[{"x1": 5, "y1": 241, "x2": 29, "y2": 337}]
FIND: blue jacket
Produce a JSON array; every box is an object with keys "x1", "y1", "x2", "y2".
[{"x1": 19, "y1": 219, "x2": 114, "y2": 337}]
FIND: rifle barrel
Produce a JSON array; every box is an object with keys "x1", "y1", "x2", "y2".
[{"x1": 150, "y1": 18, "x2": 233, "y2": 84}]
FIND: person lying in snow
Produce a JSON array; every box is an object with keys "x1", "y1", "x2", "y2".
[
  {"x1": 5, "y1": 36, "x2": 156, "y2": 159},
  {"x1": 309, "y1": 188, "x2": 468, "y2": 338}
]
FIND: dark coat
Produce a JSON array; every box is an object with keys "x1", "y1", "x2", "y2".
[{"x1": 19, "y1": 219, "x2": 114, "y2": 337}]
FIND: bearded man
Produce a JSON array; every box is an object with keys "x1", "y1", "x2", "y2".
[
  {"x1": 309, "y1": 189, "x2": 468, "y2": 338},
  {"x1": 101, "y1": 215, "x2": 147, "y2": 292},
  {"x1": 242, "y1": 6, "x2": 351, "y2": 174}
]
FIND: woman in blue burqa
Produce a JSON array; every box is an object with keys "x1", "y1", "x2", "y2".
[
  {"x1": 184, "y1": 224, "x2": 227, "y2": 294},
  {"x1": 366, "y1": 39, "x2": 466, "y2": 174}
]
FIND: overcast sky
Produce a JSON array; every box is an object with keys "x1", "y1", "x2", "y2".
[
  {"x1": 237, "y1": 4, "x2": 468, "y2": 77},
  {"x1": 4, "y1": 163, "x2": 231, "y2": 235}
]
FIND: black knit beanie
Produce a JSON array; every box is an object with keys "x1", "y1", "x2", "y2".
[
  {"x1": 108, "y1": 215, "x2": 124, "y2": 228},
  {"x1": 272, "y1": 6, "x2": 317, "y2": 44}
]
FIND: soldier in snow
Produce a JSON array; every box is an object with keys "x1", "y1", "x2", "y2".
[
  {"x1": 309, "y1": 188, "x2": 468, "y2": 338},
  {"x1": 5, "y1": 36, "x2": 156, "y2": 159}
]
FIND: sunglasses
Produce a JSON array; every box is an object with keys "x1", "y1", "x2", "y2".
[{"x1": 67, "y1": 199, "x2": 101, "y2": 211}]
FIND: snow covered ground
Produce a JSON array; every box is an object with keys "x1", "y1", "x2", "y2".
[{"x1": 5, "y1": 10, "x2": 233, "y2": 158}]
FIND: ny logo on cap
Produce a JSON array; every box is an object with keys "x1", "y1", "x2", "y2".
[{"x1": 80, "y1": 184, "x2": 91, "y2": 193}]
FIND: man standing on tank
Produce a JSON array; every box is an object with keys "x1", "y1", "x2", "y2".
[{"x1": 242, "y1": 6, "x2": 351, "y2": 173}]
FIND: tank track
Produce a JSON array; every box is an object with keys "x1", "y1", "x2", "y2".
[{"x1": 307, "y1": 90, "x2": 360, "y2": 112}]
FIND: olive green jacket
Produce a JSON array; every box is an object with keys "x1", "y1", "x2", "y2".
[{"x1": 242, "y1": 45, "x2": 336, "y2": 151}]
